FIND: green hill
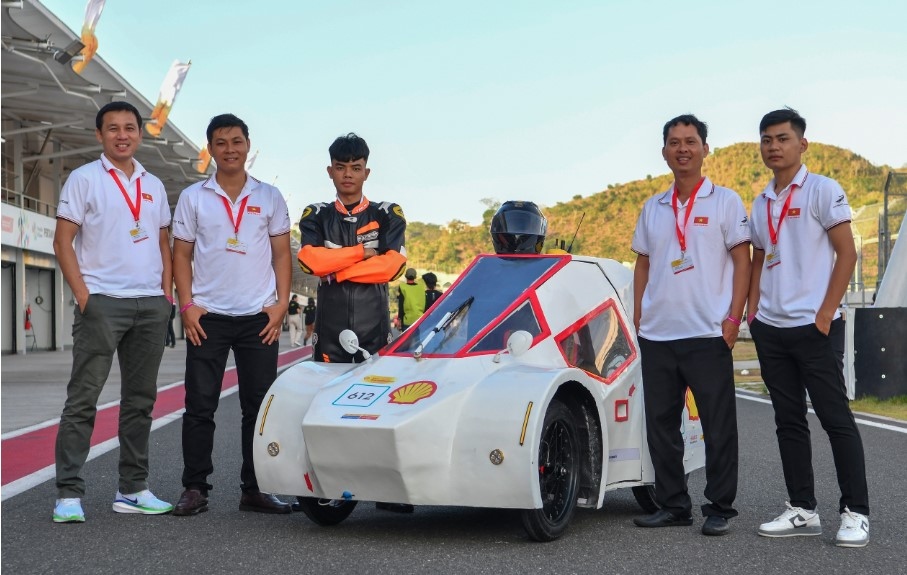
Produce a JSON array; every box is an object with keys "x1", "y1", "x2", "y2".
[{"x1": 405, "y1": 142, "x2": 898, "y2": 287}]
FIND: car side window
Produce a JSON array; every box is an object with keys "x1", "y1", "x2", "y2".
[{"x1": 557, "y1": 301, "x2": 633, "y2": 382}]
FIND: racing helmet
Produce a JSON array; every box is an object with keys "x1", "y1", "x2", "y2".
[{"x1": 490, "y1": 201, "x2": 548, "y2": 254}]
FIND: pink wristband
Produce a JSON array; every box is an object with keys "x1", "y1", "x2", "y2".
[
  {"x1": 179, "y1": 301, "x2": 194, "y2": 314},
  {"x1": 165, "y1": 294, "x2": 174, "y2": 304},
  {"x1": 726, "y1": 316, "x2": 741, "y2": 326},
  {"x1": 747, "y1": 313, "x2": 757, "y2": 324}
]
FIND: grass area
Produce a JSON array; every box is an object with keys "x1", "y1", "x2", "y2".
[
  {"x1": 731, "y1": 356, "x2": 907, "y2": 421},
  {"x1": 732, "y1": 339, "x2": 758, "y2": 362}
]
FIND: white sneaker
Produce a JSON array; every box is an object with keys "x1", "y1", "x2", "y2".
[
  {"x1": 835, "y1": 507, "x2": 869, "y2": 547},
  {"x1": 758, "y1": 501, "x2": 822, "y2": 537},
  {"x1": 112, "y1": 489, "x2": 174, "y2": 515},
  {"x1": 53, "y1": 498, "x2": 85, "y2": 523}
]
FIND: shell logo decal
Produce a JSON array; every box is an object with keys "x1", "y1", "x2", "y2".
[{"x1": 388, "y1": 381, "x2": 437, "y2": 405}]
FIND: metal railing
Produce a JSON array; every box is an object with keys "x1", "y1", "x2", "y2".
[{"x1": 1, "y1": 187, "x2": 57, "y2": 217}]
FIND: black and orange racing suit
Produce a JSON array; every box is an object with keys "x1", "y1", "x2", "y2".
[{"x1": 297, "y1": 196, "x2": 407, "y2": 362}]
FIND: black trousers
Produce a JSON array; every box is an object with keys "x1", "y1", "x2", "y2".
[
  {"x1": 750, "y1": 317, "x2": 869, "y2": 515},
  {"x1": 639, "y1": 336, "x2": 739, "y2": 518},
  {"x1": 181, "y1": 312, "x2": 278, "y2": 493}
]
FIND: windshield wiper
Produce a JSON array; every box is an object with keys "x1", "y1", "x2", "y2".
[{"x1": 413, "y1": 296, "x2": 474, "y2": 359}]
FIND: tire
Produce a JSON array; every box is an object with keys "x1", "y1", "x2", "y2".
[
  {"x1": 521, "y1": 399, "x2": 581, "y2": 542},
  {"x1": 632, "y1": 473, "x2": 691, "y2": 514},
  {"x1": 296, "y1": 496, "x2": 358, "y2": 526}
]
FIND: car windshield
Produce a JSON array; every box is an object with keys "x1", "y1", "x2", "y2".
[{"x1": 392, "y1": 255, "x2": 561, "y2": 356}]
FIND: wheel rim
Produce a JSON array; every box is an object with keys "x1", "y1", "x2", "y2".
[{"x1": 538, "y1": 418, "x2": 577, "y2": 524}]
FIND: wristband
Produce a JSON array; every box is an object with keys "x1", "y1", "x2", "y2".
[
  {"x1": 165, "y1": 294, "x2": 174, "y2": 305},
  {"x1": 725, "y1": 316, "x2": 741, "y2": 326},
  {"x1": 179, "y1": 301, "x2": 195, "y2": 314},
  {"x1": 747, "y1": 313, "x2": 757, "y2": 324}
]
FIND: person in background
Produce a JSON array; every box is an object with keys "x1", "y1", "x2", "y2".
[
  {"x1": 422, "y1": 272, "x2": 442, "y2": 310},
  {"x1": 297, "y1": 132, "x2": 409, "y2": 512},
  {"x1": 171, "y1": 113, "x2": 292, "y2": 517},
  {"x1": 748, "y1": 107, "x2": 869, "y2": 548},
  {"x1": 51, "y1": 101, "x2": 174, "y2": 523},
  {"x1": 630, "y1": 114, "x2": 750, "y2": 537},
  {"x1": 287, "y1": 294, "x2": 302, "y2": 347},
  {"x1": 165, "y1": 302, "x2": 177, "y2": 348},
  {"x1": 303, "y1": 297, "x2": 316, "y2": 346},
  {"x1": 397, "y1": 268, "x2": 424, "y2": 331}
]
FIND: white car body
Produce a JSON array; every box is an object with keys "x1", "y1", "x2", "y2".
[{"x1": 254, "y1": 254, "x2": 705, "y2": 531}]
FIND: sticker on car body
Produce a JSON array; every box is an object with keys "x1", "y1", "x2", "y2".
[{"x1": 333, "y1": 384, "x2": 390, "y2": 407}]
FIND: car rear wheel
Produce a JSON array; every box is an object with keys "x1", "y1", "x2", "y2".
[
  {"x1": 296, "y1": 496, "x2": 358, "y2": 526},
  {"x1": 521, "y1": 399, "x2": 580, "y2": 542},
  {"x1": 632, "y1": 473, "x2": 691, "y2": 514}
]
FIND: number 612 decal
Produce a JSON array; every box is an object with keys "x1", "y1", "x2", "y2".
[{"x1": 332, "y1": 384, "x2": 390, "y2": 407}]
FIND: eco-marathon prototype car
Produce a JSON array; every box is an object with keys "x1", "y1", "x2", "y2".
[{"x1": 254, "y1": 253, "x2": 705, "y2": 541}]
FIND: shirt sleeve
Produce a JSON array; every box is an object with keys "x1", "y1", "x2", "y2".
[
  {"x1": 268, "y1": 187, "x2": 292, "y2": 235},
  {"x1": 630, "y1": 201, "x2": 650, "y2": 256},
  {"x1": 56, "y1": 170, "x2": 89, "y2": 225},
  {"x1": 157, "y1": 180, "x2": 172, "y2": 229},
  {"x1": 813, "y1": 178, "x2": 852, "y2": 229},
  {"x1": 171, "y1": 187, "x2": 197, "y2": 242},
  {"x1": 722, "y1": 190, "x2": 751, "y2": 250},
  {"x1": 749, "y1": 197, "x2": 765, "y2": 251}
]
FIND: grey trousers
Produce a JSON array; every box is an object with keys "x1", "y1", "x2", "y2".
[{"x1": 55, "y1": 294, "x2": 170, "y2": 498}]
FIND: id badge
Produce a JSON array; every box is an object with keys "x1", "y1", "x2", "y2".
[
  {"x1": 226, "y1": 237, "x2": 247, "y2": 254},
  {"x1": 671, "y1": 254, "x2": 694, "y2": 274},
  {"x1": 129, "y1": 224, "x2": 149, "y2": 243},
  {"x1": 767, "y1": 249, "x2": 782, "y2": 269}
]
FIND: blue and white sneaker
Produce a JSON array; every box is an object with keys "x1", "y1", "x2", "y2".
[
  {"x1": 112, "y1": 489, "x2": 174, "y2": 515},
  {"x1": 835, "y1": 507, "x2": 869, "y2": 548},
  {"x1": 53, "y1": 498, "x2": 85, "y2": 523}
]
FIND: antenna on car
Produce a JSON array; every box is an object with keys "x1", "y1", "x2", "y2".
[{"x1": 566, "y1": 212, "x2": 585, "y2": 254}]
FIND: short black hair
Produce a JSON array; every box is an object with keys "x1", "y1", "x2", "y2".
[
  {"x1": 329, "y1": 133, "x2": 369, "y2": 163},
  {"x1": 760, "y1": 107, "x2": 806, "y2": 137},
  {"x1": 96, "y1": 101, "x2": 142, "y2": 130},
  {"x1": 206, "y1": 113, "x2": 249, "y2": 143},
  {"x1": 663, "y1": 114, "x2": 708, "y2": 145}
]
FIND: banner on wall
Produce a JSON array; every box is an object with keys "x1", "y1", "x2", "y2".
[{"x1": 1, "y1": 204, "x2": 56, "y2": 256}]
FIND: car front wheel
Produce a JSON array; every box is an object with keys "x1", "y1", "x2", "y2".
[
  {"x1": 295, "y1": 496, "x2": 358, "y2": 526},
  {"x1": 521, "y1": 399, "x2": 580, "y2": 542}
]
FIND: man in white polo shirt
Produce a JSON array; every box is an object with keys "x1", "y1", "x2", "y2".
[
  {"x1": 631, "y1": 114, "x2": 751, "y2": 536},
  {"x1": 748, "y1": 108, "x2": 869, "y2": 548},
  {"x1": 171, "y1": 113, "x2": 292, "y2": 516},
  {"x1": 52, "y1": 101, "x2": 174, "y2": 523}
]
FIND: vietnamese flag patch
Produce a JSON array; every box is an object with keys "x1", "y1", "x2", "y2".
[
  {"x1": 247, "y1": 205, "x2": 261, "y2": 214},
  {"x1": 141, "y1": 193, "x2": 153, "y2": 202},
  {"x1": 693, "y1": 216, "x2": 709, "y2": 225},
  {"x1": 788, "y1": 208, "x2": 801, "y2": 217}
]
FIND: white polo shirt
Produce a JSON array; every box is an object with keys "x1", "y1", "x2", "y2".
[
  {"x1": 750, "y1": 165, "x2": 852, "y2": 328},
  {"x1": 172, "y1": 173, "x2": 291, "y2": 316},
  {"x1": 56, "y1": 155, "x2": 170, "y2": 297},
  {"x1": 631, "y1": 177, "x2": 750, "y2": 341}
]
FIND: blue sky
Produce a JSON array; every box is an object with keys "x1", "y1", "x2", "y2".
[{"x1": 45, "y1": 0, "x2": 907, "y2": 226}]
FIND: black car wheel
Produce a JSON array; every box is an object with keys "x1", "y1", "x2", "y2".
[
  {"x1": 296, "y1": 496, "x2": 358, "y2": 526},
  {"x1": 521, "y1": 399, "x2": 581, "y2": 542}
]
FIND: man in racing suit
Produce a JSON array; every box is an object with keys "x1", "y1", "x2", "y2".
[
  {"x1": 296, "y1": 132, "x2": 411, "y2": 513},
  {"x1": 297, "y1": 132, "x2": 406, "y2": 363}
]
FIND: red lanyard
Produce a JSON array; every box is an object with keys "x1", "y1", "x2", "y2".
[
  {"x1": 671, "y1": 177, "x2": 705, "y2": 254},
  {"x1": 108, "y1": 169, "x2": 142, "y2": 225},
  {"x1": 220, "y1": 195, "x2": 249, "y2": 237},
  {"x1": 766, "y1": 187, "x2": 796, "y2": 247}
]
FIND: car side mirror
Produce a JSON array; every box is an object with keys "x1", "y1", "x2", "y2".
[
  {"x1": 339, "y1": 329, "x2": 371, "y2": 360},
  {"x1": 506, "y1": 330, "x2": 533, "y2": 357}
]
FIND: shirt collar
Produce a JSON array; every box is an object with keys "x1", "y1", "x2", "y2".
[
  {"x1": 100, "y1": 154, "x2": 145, "y2": 181},
  {"x1": 762, "y1": 164, "x2": 809, "y2": 200},
  {"x1": 203, "y1": 171, "x2": 257, "y2": 201},
  {"x1": 656, "y1": 176, "x2": 714, "y2": 205}
]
